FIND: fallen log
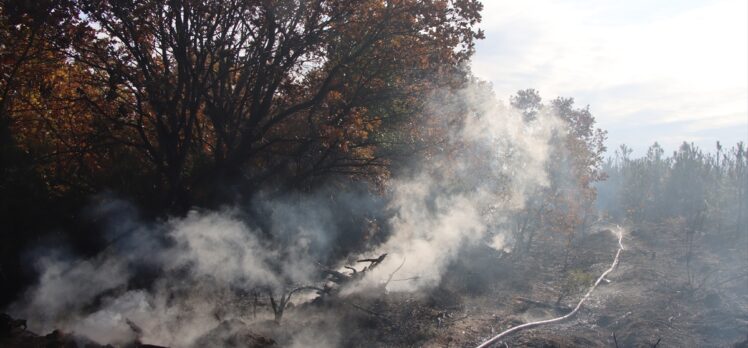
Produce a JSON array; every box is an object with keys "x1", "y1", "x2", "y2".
[{"x1": 317, "y1": 253, "x2": 388, "y2": 286}]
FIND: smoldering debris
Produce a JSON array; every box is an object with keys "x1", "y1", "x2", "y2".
[
  {"x1": 5, "y1": 82, "x2": 567, "y2": 347},
  {"x1": 8, "y1": 208, "x2": 337, "y2": 346}
]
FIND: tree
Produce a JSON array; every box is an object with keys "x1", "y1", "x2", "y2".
[
  {"x1": 508, "y1": 90, "x2": 607, "y2": 256},
  {"x1": 0, "y1": 0, "x2": 484, "y2": 306},
  {"x1": 510, "y1": 88, "x2": 541, "y2": 121},
  {"x1": 0, "y1": 0, "x2": 101, "y2": 307},
  {"x1": 0, "y1": 0, "x2": 85, "y2": 184},
  {"x1": 65, "y1": 0, "x2": 484, "y2": 211}
]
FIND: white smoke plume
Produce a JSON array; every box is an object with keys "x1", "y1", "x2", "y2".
[
  {"x1": 9, "y1": 207, "x2": 336, "y2": 346},
  {"x1": 347, "y1": 82, "x2": 566, "y2": 292},
  {"x1": 6, "y1": 81, "x2": 566, "y2": 346}
]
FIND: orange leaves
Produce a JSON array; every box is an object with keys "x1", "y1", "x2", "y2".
[
  {"x1": 9, "y1": 61, "x2": 108, "y2": 190},
  {"x1": 319, "y1": 124, "x2": 344, "y2": 148},
  {"x1": 1, "y1": 0, "x2": 483, "y2": 206},
  {"x1": 318, "y1": 106, "x2": 379, "y2": 156}
]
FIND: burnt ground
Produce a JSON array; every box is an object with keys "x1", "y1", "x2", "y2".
[
  {"x1": 234, "y1": 223, "x2": 748, "y2": 347},
  {"x1": 363, "y1": 223, "x2": 748, "y2": 348},
  {"x1": 316, "y1": 223, "x2": 748, "y2": 347},
  {"x1": 2, "y1": 223, "x2": 747, "y2": 347}
]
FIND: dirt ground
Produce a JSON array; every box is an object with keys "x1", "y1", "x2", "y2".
[
  {"x1": 316, "y1": 223, "x2": 748, "y2": 347},
  {"x1": 387, "y1": 224, "x2": 747, "y2": 347},
  {"x1": 3, "y1": 223, "x2": 747, "y2": 347}
]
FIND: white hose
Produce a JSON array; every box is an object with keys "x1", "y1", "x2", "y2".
[{"x1": 476, "y1": 226, "x2": 625, "y2": 348}]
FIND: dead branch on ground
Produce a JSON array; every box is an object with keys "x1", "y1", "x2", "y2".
[{"x1": 267, "y1": 286, "x2": 324, "y2": 324}]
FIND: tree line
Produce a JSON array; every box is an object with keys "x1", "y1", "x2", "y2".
[{"x1": 598, "y1": 141, "x2": 748, "y2": 240}]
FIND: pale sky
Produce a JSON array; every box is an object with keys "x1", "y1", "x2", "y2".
[{"x1": 471, "y1": 0, "x2": 748, "y2": 154}]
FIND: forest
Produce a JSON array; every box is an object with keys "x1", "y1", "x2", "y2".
[{"x1": 1, "y1": 1, "x2": 746, "y2": 347}]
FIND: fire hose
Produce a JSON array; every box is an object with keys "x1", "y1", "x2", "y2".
[{"x1": 476, "y1": 226, "x2": 625, "y2": 348}]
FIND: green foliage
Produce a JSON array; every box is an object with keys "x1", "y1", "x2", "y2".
[
  {"x1": 599, "y1": 141, "x2": 748, "y2": 237},
  {"x1": 557, "y1": 268, "x2": 594, "y2": 305}
]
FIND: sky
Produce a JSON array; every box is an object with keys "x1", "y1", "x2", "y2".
[{"x1": 471, "y1": 0, "x2": 748, "y2": 155}]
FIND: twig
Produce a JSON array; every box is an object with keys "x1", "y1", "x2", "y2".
[
  {"x1": 316, "y1": 261, "x2": 351, "y2": 283},
  {"x1": 349, "y1": 302, "x2": 383, "y2": 316},
  {"x1": 347, "y1": 302, "x2": 395, "y2": 327},
  {"x1": 714, "y1": 271, "x2": 748, "y2": 288},
  {"x1": 358, "y1": 253, "x2": 387, "y2": 264},
  {"x1": 391, "y1": 276, "x2": 420, "y2": 282},
  {"x1": 384, "y1": 257, "x2": 406, "y2": 287}
]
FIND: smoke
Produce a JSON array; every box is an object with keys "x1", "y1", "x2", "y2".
[
  {"x1": 347, "y1": 82, "x2": 566, "y2": 293},
  {"x1": 6, "y1": 81, "x2": 566, "y2": 346},
  {"x1": 8, "y1": 206, "x2": 336, "y2": 346}
]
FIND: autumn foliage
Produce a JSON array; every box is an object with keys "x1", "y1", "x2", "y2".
[
  {"x1": 508, "y1": 89, "x2": 607, "y2": 257},
  {"x1": 0, "y1": 0, "x2": 482, "y2": 305},
  {"x1": 1, "y1": 0, "x2": 483, "y2": 210}
]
